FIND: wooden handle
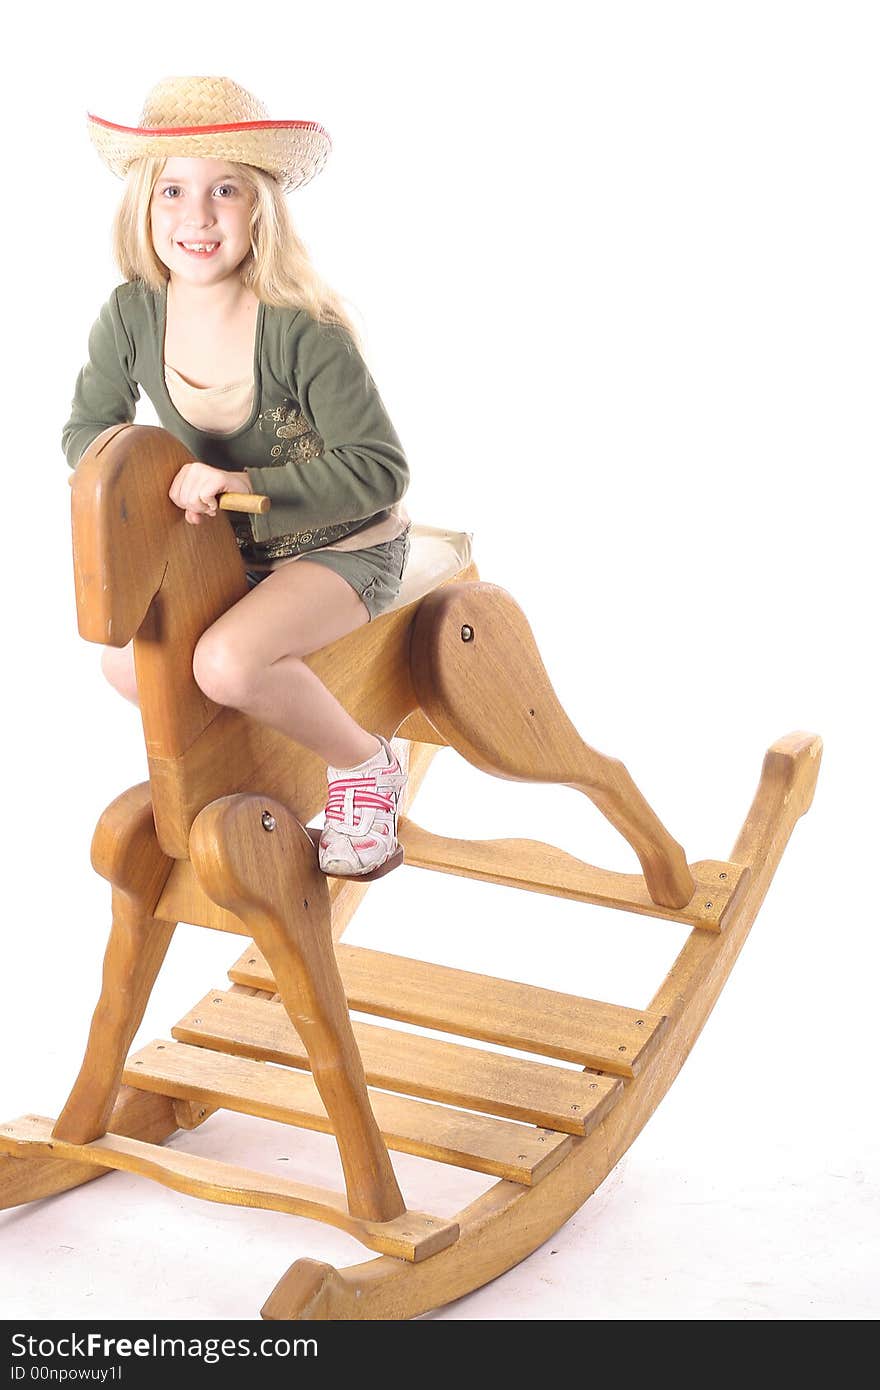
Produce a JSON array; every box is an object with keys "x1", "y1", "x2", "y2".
[
  {"x1": 218, "y1": 492, "x2": 271, "y2": 514},
  {"x1": 67, "y1": 472, "x2": 270, "y2": 514}
]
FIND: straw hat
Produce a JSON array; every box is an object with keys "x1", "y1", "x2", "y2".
[{"x1": 87, "y1": 76, "x2": 331, "y2": 193}]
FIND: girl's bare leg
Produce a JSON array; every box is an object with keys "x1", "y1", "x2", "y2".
[
  {"x1": 100, "y1": 561, "x2": 384, "y2": 769},
  {"x1": 192, "y1": 561, "x2": 381, "y2": 768},
  {"x1": 101, "y1": 641, "x2": 139, "y2": 705}
]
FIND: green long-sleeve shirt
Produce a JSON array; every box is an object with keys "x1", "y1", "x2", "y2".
[{"x1": 61, "y1": 280, "x2": 410, "y2": 560}]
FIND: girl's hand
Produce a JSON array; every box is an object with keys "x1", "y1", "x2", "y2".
[{"x1": 168, "y1": 462, "x2": 250, "y2": 525}]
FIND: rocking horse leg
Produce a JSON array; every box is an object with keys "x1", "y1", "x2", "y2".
[
  {"x1": 52, "y1": 785, "x2": 176, "y2": 1146},
  {"x1": 1, "y1": 1089, "x2": 179, "y2": 1211},
  {"x1": 189, "y1": 794, "x2": 406, "y2": 1224},
  {"x1": 409, "y1": 581, "x2": 694, "y2": 909}
]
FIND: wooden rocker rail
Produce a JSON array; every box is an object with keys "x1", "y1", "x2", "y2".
[{"x1": 1, "y1": 424, "x2": 822, "y2": 1320}]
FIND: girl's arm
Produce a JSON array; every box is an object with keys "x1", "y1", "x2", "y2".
[
  {"x1": 61, "y1": 287, "x2": 140, "y2": 470},
  {"x1": 242, "y1": 312, "x2": 409, "y2": 546}
]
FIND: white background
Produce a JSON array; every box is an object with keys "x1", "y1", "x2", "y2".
[{"x1": 0, "y1": 0, "x2": 876, "y2": 1323}]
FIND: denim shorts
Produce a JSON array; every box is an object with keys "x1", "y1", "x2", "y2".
[{"x1": 244, "y1": 523, "x2": 411, "y2": 622}]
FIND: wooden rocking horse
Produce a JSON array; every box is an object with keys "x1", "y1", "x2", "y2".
[{"x1": 0, "y1": 421, "x2": 822, "y2": 1320}]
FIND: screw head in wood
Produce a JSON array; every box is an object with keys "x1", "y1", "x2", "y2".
[
  {"x1": 261, "y1": 811, "x2": 277, "y2": 831},
  {"x1": 460, "y1": 624, "x2": 474, "y2": 641}
]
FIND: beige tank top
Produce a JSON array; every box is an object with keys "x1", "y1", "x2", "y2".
[{"x1": 164, "y1": 364, "x2": 410, "y2": 566}]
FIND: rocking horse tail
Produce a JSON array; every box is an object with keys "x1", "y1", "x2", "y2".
[{"x1": 408, "y1": 581, "x2": 695, "y2": 910}]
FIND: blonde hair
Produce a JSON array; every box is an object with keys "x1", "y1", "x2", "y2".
[{"x1": 110, "y1": 155, "x2": 363, "y2": 350}]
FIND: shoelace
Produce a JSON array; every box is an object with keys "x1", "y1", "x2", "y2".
[{"x1": 324, "y1": 772, "x2": 396, "y2": 836}]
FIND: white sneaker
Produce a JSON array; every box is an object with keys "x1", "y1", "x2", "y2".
[{"x1": 318, "y1": 734, "x2": 408, "y2": 876}]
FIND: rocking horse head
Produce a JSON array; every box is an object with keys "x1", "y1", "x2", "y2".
[
  {"x1": 68, "y1": 419, "x2": 416, "y2": 861},
  {"x1": 70, "y1": 421, "x2": 246, "y2": 650},
  {"x1": 69, "y1": 421, "x2": 280, "y2": 858}
]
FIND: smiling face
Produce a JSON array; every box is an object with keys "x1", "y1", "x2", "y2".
[{"x1": 149, "y1": 156, "x2": 255, "y2": 287}]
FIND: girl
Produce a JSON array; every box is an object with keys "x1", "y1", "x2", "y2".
[{"x1": 62, "y1": 76, "x2": 412, "y2": 878}]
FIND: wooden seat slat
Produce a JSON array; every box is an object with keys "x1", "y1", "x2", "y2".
[
  {"x1": 171, "y1": 991, "x2": 622, "y2": 1135},
  {"x1": 229, "y1": 943, "x2": 667, "y2": 1079},
  {"x1": 123, "y1": 1039, "x2": 572, "y2": 1185}
]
